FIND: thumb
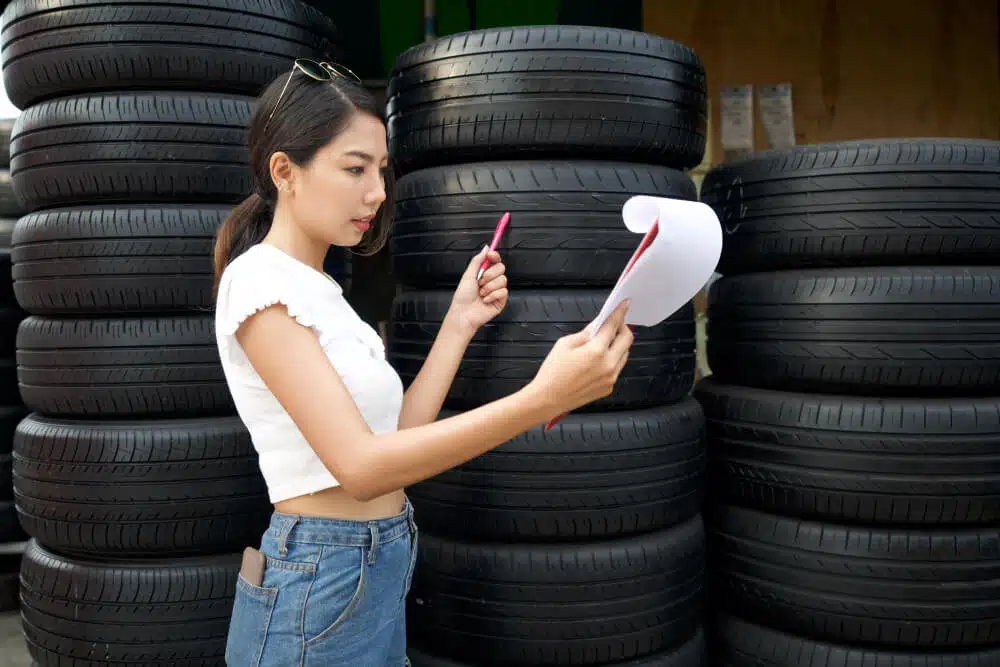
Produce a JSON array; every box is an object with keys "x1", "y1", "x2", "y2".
[{"x1": 465, "y1": 245, "x2": 490, "y2": 274}]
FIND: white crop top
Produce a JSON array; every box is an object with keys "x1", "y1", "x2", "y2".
[{"x1": 214, "y1": 243, "x2": 404, "y2": 503}]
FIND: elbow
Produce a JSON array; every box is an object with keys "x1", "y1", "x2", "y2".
[{"x1": 334, "y1": 459, "x2": 383, "y2": 503}]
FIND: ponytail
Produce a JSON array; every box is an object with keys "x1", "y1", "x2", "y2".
[{"x1": 212, "y1": 192, "x2": 274, "y2": 297}]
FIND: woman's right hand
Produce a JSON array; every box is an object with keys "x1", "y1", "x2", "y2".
[{"x1": 528, "y1": 300, "x2": 634, "y2": 416}]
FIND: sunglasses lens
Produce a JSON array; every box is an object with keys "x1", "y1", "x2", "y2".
[{"x1": 296, "y1": 59, "x2": 332, "y2": 80}]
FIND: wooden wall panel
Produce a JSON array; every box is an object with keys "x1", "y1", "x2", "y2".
[{"x1": 643, "y1": 0, "x2": 1000, "y2": 162}]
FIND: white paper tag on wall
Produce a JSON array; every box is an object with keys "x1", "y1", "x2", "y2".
[
  {"x1": 758, "y1": 84, "x2": 796, "y2": 149},
  {"x1": 720, "y1": 85, "x2": 754, "y2": 161}
]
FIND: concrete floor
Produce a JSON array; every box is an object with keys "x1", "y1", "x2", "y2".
[{"x1": 0, "y1": 611, "x2": 30, "y2": 667}]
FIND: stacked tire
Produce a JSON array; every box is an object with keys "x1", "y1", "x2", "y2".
[
  {"x1": 0, "y1": 1, "x2": 339, "y2": 663},
  {"x1": 696, "y1": 139, "x2": 1000, "y2": 666},
  {"x1": 0, "y1": 115, "x2": 31, "y2": 616},
  {"x1": 385, "y1": 26, "x2": 710, "y2": 667}
]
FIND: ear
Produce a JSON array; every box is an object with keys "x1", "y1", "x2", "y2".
[{"x1": 269, "y1": 151, "x2": 295, "y2": 189}]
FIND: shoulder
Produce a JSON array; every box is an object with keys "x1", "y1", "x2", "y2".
[{"x1": 215, "y1": 244, "x2": 341, "y2": 341}]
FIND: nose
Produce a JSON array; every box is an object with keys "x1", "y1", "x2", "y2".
[{"x1": 364, "y1": 172, "x2": 386, "y2": 208}]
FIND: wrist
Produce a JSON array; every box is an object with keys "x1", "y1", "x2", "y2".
[
  {"x1": 517, "y1": 379, "x2": 561, "y2": 424},
  {"x1": 442, "y1": 308, "x2": 477, "y2": 342}
]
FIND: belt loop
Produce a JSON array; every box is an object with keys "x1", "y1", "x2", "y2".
[
  {"x1": 406, "y1": 502, "x2": 417, "y2": 537},
  {"x1": 277, "y1": 515, "x2": 299, "y2": 557},
  {"x1": 367, "y1": 521, "x2": 379, "y2": 565}
]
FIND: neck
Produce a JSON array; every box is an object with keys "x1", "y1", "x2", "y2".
[{"x1": 263, "y1": 204, "x2": 328, "y2": 272}]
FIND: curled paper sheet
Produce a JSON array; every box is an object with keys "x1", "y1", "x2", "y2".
[{"x1": 588, "y1": 195, "x2": 723, "y2": 337}]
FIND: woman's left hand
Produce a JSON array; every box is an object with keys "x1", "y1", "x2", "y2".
[{"x1": 447, "y1": 245, "x2": 509, "y2": 336}]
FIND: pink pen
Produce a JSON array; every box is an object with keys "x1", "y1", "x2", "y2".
[{"x1": 476, "y1": 211, "x2": 510, "y2": 281}]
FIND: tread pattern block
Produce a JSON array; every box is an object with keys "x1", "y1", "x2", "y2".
[
  {"x1": 386, "y1": 26, "x2": 707, "y2": 172},
  {"x1": 709, "y1": 505, "x2": 1000, "y2": 649},
  {"x1": 12, "y1": 414, "x2": 270, "y2": 556},
  {"x1": 714, "y1": 614, "x2": 1000, "y2": 667},
  {"x1": 390, "y1": 290, "x2": 695, "y2": 412},
  {"x1": 20, "y1": 540, "x2": 239, "y2": 665},
  {"x1": 695, "y1": 379, "x2": 1000, "y2": 525},
  {"x1": 700, "y1": 139, "x2": 1000, "y2": 274},
  {"x1": 408, "y1": 516, "x2": 705, "y2": 666},
  {"x1": 409, "y1": 627, "x2": 707, "y2": 667},
  {"x1": 409, "y1": 400, "x2": 706, "y2": 541},
  {"x1": 16, "y1": 315, "x2": 233, "y2": 417},
  {"x1": 390, "y1": 161, "x2": 697, "y2": 288},
  {"x1": 10, "y1": 92, "x2": 254, "y2": 212},
  {"x1": 0, "y1": 0, "x2": 340, "y2": 109},
  {"x1": 11, "y1": 205, "x2": 225, "y2": 314},
  {"x1": 707, "y1": 267, "x2": 1000, "y2": 395}
]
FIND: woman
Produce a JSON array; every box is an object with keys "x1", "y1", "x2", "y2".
[{"x1": 214, "y1": 60, "x2": 634, "y2": 667}]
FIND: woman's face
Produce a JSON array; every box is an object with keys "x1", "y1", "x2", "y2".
[{"x1": 291, "y1": 111, "x2": 389, "y2": 248}]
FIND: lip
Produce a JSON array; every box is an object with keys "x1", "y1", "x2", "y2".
[{"x1": 352, "y1": 219, "x2": 371, "y2": 232}]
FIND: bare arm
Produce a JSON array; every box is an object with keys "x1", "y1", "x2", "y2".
[
  {"x1": 236, "y1": 301, "x2": 630, "y2": 502},
  {"x1": 396, "y1": 248, "x2": 507, "y2": 429},
  {"x1": 395, "y1": 310, "x2": 473, "y2": 430}
]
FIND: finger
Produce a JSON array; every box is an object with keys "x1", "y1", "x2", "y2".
[
  {"x1": 613, "y1": 349, "x2": 630, "y2": 377},
  {"x1": 466, "y1": 245, "x2": 491, "y2": 273},
  {"x1": 479, "y1": 261, "x2": 505, "y2": 284},
  {"x1": 591, "y1": 300, "x2": 631, "y2": 348},
  {"x1": 608, "y1": 322, "x2": 634, "y2": 361},
  {"x1": 483, "y1": 288, "x2": 508, "y2": 305},
  {"x1": 479, "y1": 274, "x2": 507, "y2": 296}
]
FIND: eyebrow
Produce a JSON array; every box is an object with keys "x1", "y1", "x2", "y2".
[{"x1": 344, "y1": 149, "x2": 388, "y2": 161}]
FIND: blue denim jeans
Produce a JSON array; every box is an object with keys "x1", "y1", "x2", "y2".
[{"x1": 225, "y1": 500, "x2": 418, "y2": 666}]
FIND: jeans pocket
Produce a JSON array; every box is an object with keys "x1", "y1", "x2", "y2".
[
  {"x1": 303, "y1": 546, "x2": 367, "y2": 647},
  {"x1": 225, "y1": 574, "x2": 278, "y2": 667}
]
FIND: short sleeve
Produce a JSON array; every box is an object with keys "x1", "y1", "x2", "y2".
[{"x1": 215, "y1": 251, "x2": 338, "y2": 347}]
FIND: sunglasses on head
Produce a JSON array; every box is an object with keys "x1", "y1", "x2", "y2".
[{"x1": 265, "y1": 58, "x2": 362, "y2": 128}]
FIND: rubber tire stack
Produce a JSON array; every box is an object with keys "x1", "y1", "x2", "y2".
[
  {"x1": 0, "y1": 1, "x2": 339, "y2": 664},
  {"x1": 697, "y1": 138, "x2": 1000, "y2": 666},
  {"x1": 385, "y1": 26, "x2": 710, "y2": 667},
  {"x1": 0, "y1": 116, "x2": 30, "y2": 615}
]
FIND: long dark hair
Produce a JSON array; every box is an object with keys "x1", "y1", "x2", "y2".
[{"x1": 213, "y1": 66, "x2": 394, "y2": 295}]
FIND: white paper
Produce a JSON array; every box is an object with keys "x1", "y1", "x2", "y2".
[{"x1": 588, "y1": 196, "x2": 723, "y2": 337}]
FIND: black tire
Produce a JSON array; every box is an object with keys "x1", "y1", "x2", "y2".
[
  {"x1": 0, "y1": 170, "x2": 22, "y2": 217},
  {"x1": 707, "y1": 267, "x2": 1000, "y2": 395},
  {"x1": 389, "y1": 290, "x2": 695, "y2": 412},
  {"x1": 390, "y1": 161, "x2": 696, "y2": 288},
  {"x1": 386, "y1": 26, "x2": 707, "y2": 172},
  {"x1": 0, "y1": 0, "x2": 339, "y2": 109},
  {"x1": 0, "y1": 500, "x2": 27, "y2": 543},
  {"x1": 0, "y1": 555, "x2": 18, "y2": 612},
  {"x1": 713, "y1": 614, "x2": 1000, "y2": 667},
  {"x1": 709, "y1": 504, "x2": 1000, "y2": 649},
  {"x1": 20, "y1": 540, "x2": 239, "y2": 666},
  {"x1": 0, "y1": 219, "x2": 18, "y2": 307},
  {"x1": 409, "y1": 400, "x2": 705, "y2": 541},
  {"x1": 409, "y1": 516, "x2": 705, "y2": 666},
  {"x1": 11, "y1": 205, "x2": 226, "y2": 314},
  {"x1": 12, "y1": 414, "x2": 270, "y2": 557},
  {"x1": 410, "y1": 627, "x2": 706, "y2": 667},
  {"x1": 0, "y1": 118, "x2": 13, "y2": 166},
  {"x1": 0, "y1": 406, "x2": 26, "y2": 456},
  {"x1": 10, "y1": 91, "x2": 253, "y2": 212},
  {"x1": 695, "y1": 378, "x2": 1000, "y2": 525},
  {"x1": 700, "y1": 139, "x2": 1000, "y2": 274},
  {"x1": 16, "y1": 315, "x2": 232, "y2": 417}
]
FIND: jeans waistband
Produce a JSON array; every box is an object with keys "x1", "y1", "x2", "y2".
[{"x1": 266, "y1": 498, "x2": 416, "y2": 553}]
